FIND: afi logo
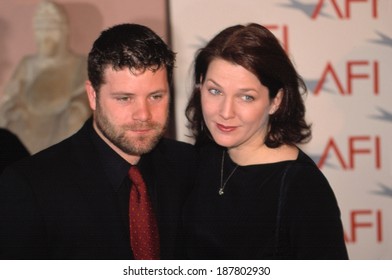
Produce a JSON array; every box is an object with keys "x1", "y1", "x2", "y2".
[
  {"x1": 344, "y1": 209, "x2": 383, "y2": 243},
  {"x1": 312, "y1": 0, "x2": 378, "y2": 19},
  {"x1": 313, "y1": 61, "x2": 379, "y2": 95},
  {"x1": 318, "y1": 135, "x2": 381, "y2": 170}
]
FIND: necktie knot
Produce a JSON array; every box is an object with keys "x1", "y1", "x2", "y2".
[{"x1": 129, "y1": 166, "x2": 143, "y2": 186}]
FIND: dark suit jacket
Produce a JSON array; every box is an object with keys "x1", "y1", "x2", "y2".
[
  {"x1": 0, "y1": 128, "x2": 30, "y2": 174},
  {"x1": 0, "y1": 120, "x2": 197, "y2": 259}
]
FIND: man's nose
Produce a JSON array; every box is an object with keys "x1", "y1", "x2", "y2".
[{"x1": 132, "y1": 99, "x2": 152, "y2": 121}]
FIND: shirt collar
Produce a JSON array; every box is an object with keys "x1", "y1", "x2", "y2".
[{"x1": 89, "y1": 122, "x2": 131, "y2": 192}]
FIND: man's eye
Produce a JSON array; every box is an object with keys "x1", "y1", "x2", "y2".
[
  {"x1": 116, "y1": 97, "x2": 130, "y2": 102},
  {"x1": 151, "y1": 94, "x2": 163, "y2": 100}
]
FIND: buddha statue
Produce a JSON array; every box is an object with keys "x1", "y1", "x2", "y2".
[{"x1": 0, "y1": 0, "x2": 90, "y2": 154}]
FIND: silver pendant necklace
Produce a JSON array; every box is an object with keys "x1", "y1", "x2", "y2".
[{"x1": 218, "y1": 150, "x2": 239, "y2": 195}]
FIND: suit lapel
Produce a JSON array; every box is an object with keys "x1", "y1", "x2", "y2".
[{"x1": 68, "y1": 122, "x2": 130, "y2": 250}]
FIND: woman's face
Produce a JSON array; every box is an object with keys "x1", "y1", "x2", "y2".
[{"x1": 200, "y1": 58, "x2": 281, "y2": 152}]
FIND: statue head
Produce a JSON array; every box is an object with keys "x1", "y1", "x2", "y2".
[{"x1": 33, "y1": 1, "x2": 69, "y2": 57}]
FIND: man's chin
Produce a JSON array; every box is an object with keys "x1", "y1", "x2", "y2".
[{"x1": 122, "y1": 135, "x2": 162, "y2": 156}]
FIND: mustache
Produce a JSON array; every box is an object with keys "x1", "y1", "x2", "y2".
[{"x1": 123, "y1": 122, "x2": 162, "y2": 130}]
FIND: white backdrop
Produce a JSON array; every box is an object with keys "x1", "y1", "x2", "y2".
[{"x1": 169, "y1": 0, "x2": 392, "y2": 259}]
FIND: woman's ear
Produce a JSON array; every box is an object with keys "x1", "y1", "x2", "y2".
[
  {"x1": 269, "y1": 89, "x2": 284, "y2": 115},
  {"x1": 199, "y1": 74, "x2": 205, "y2": 85}
]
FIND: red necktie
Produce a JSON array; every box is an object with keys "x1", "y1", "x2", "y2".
[{"x1": 128, "y1": 165, "x2": 160, "y2": 260}]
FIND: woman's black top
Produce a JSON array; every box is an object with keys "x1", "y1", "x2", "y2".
[{"x1": 183, "y1": 143, "x2": 348, "y2": 259}]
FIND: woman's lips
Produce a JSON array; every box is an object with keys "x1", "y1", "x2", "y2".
[{"x1": 216, "y1": 123, "x2": 237, "y2": 132}]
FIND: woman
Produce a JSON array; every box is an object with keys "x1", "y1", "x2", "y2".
[{"x1": 184, "y1": 23, "x2": 348, "y2": 259}]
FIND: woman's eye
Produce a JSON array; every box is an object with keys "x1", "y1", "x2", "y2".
[
  {"x1": 241, "y1": 95, "x2": 255, "y2": 102},
  {"x1": 208, "y1": 88, "x2": 221, "y2": 95}
]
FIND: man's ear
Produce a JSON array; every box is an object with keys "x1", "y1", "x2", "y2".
[
  {"x1": 85, "y1": 81, "x2": 97, "y2": 111},
  {"x1": 269, "y1": 89, "x2": 284, "y2": 115}
]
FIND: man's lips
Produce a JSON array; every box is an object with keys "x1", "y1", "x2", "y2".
[
  {"x1": 125, "y1": 126, "x2": 154, "y2": 134},
  {"x1": 130, "y1": 128, "x2": 152, "y2": 134},
  {"x1": 216, "y1": 123, "x2": 237, "y2": 132},
  {"x1": 125, "y1": 124, "x2": 158, "y2": 133}
]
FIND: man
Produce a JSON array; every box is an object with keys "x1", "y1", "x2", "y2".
[{"x1": 0, "y1": 23, "x2": 197, "y2": 260}]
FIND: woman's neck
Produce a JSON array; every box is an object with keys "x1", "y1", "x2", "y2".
[{"x1": 227, "y1": 144, "x2": 298, "y2": 166}]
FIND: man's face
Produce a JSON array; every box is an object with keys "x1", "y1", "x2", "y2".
[{"x1": 86, "y1": 67, "x2": 170, "y2": 163}]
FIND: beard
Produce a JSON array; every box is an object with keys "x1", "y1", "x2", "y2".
[{"x1": 94, "y1": 101, "x2": 168, "y2": 156}]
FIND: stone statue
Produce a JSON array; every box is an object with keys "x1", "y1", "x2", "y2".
[{"x1": 0, "y1": 0, "x2": 90, "y2": 154}]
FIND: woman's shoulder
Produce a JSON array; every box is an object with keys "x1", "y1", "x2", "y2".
[
  {"x1": 295, "y1": 148, "x2": 319, "y2": 168},
  {"x1": 287, "y1": 148, "x2": 332, "y2": 191}
]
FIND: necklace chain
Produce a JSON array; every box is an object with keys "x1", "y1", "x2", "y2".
[{"x1": 219, "y1": 150, "x2": 239, "y2": 195}]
